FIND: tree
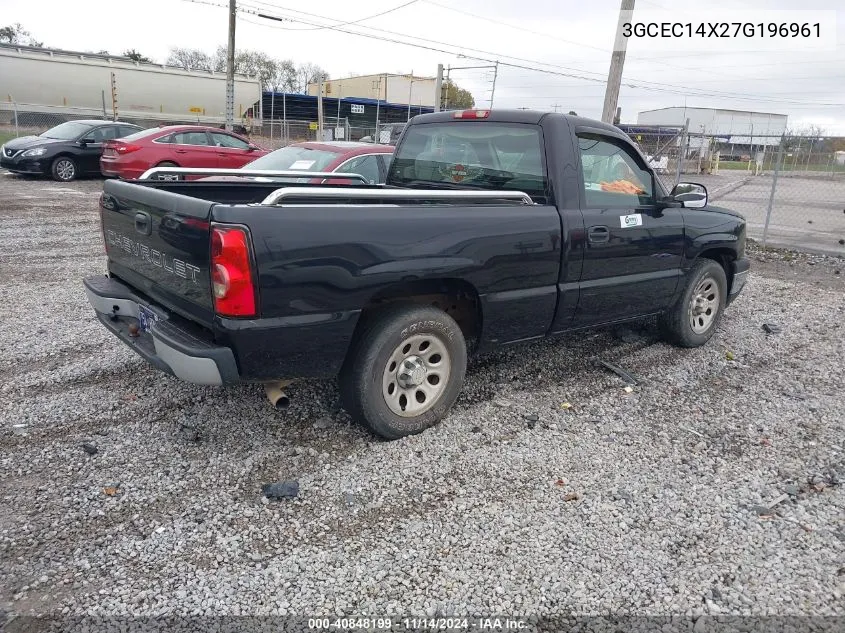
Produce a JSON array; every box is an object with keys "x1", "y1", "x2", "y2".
[
  {"x1": 124, "y1": 49, "x2": 153, "y2": 63},
  {"x1": 0, "y1": 23, "x2": 42, "y2": 46},
  {"x1": 295, "y1": 62, "x2": 330, "y2": 94},
  {"x1": 440, "y1": 80, "x2": 474, "y2": 109},
  {"x1": 568, "y1": 110, "x2": 578, "y2": 116},
  {"x1": 166, "y1": 47, "x2": 213, "y2": 71}
]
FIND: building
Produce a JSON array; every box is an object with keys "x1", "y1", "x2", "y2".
[
  {"x1": 0, "y1": 43, "x2": 260, "y2": 125},
  {"x1": 637, "y1": 107, "x2": 789, "y2": 147},
  {"x1": 306, "y1": 73, "x2": 438, "y2": 109}
]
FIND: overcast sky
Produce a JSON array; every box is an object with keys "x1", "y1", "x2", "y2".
[{"x1": 4, "y1": 0, "x2": 845, "y2": 133}]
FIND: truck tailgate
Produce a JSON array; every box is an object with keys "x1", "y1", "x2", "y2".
[{"x1": 100, "y1": 179, "x2": 215, "y2": 325}]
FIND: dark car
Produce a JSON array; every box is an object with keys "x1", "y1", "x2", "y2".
[
  {"x1": 1, "y1": 120, "x2": 142, "y2": 181},
  {"x1": 84, "y1": 109, "x2": 750, "y2": 440}
]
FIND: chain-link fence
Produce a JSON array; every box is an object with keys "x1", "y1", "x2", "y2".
[{"x1": 625, "y1": 125, "x2": 844, "y2": 254}]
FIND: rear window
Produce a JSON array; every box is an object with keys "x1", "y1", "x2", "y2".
[
  {"x1": 388, "y1": 122, "x2": 547, "y2": 200},
  {"x1": 247, "y1": 146, "x2": 340, "y2": 172},
  {"x1": 120, "y1": 127, "x2": 163, "y2": 142}
]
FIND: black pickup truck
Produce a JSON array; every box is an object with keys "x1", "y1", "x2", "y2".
[{"x1": 84, "y1": 110, "x2": 749, "y2": 439}]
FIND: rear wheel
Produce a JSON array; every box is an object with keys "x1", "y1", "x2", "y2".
[
  {"x1": 154, "y1": 161, "x2": 181, "y2": 180},
  {"x1": 659, "y1": 259, "x2": 727, "y2": 347},
  {"x1": 51, "y1": 156, "x2": 77, "y2": 182},
  {"x1": 339, "y1": 304, "x2": 467, "y2": 440}
]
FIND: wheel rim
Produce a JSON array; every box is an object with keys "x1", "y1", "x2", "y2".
[
  {"x1": 382, "y1": 334, "x2": 451, "y2": 417},
  {"x1": 56, "y1": 159, "x2": 74, "y2": 180},
  {"x1": 689, "y1": 275, "x2": 720, "y2": 334}
]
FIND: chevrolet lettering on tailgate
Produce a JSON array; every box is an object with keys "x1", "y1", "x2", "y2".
[{"x1": 105, "y1": 230, "x2": 202, "y2": 283}]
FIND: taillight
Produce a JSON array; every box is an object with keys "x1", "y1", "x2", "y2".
[
  {"x1": 113, "y1": 142, "x2": 141, "y2": 154},
  {"x1": 210, "y1": 225, "x2": 257, "y2": 317},
  {"x1": 453, "y1": 110, "x2": 490, "y2": 119}
]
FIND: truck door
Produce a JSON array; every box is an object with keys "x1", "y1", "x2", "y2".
[{"x1": 571, "y1": 132, "x2": 684, "y2": 327}]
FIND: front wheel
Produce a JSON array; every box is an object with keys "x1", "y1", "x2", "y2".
[
  {"x1": 339, "y1": 304, "x2": 467, "y2": 440},
  {"x1": 660, "y1": 259, "x2": 728, "y2": 348},
  {"x1": 51, "y1": 156, "x2": 77, "y2": 182}
]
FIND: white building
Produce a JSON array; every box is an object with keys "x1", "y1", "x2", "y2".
[
  {"x1": 637, "y1": 107, "x2": 788, "y2": 146},
  {"x1": 307, "y1": 73, "x2": 437, "y2": 108}
]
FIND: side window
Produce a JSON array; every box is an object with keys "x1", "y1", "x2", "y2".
[
  {"x1": 335, "y1": 155, "x2": 380, "y2": 184},
  {"x1": 155, "y1": 134, "x2": 173, "y2": 144},
  {"x1": 172, "y1": 131, "x2": 210, "y2": 146},
  {"x1": 578, "y1": 135, "x2": 653, "y2": 207},
  {"x1": 209, "y1": 132, "x2": 250, "y2": 149},
  {"x1": 119, "y1": 126, "x2": 139, "y2": 138},
  {"x1": 97, "y1": 126, "x2": 122, "y2": 141}
]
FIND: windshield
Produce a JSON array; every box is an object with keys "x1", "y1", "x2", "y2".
[
  {"x1": 388, "y1": 122, "x2": 548, "y2": 200},
  {"x1": 246, "y1": 146, "x2": 339, "y2": 172},
  {"x1": 41, "y1": 121, "x2": 97, "y2": 140}
]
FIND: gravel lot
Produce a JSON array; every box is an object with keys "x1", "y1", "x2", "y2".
[{"x1": 1, "y1": 173, "x2": 844, "y2": 630}]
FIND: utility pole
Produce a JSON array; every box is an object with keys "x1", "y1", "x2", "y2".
[
  {"x1": 444, "y1": 66, "x2": 451, "y2": 110},
  {"x1": 225, "y1": 0, "x2": 236, "y2": 131},
  {"x1": 434, "y1": 63, "x2": 443, "y2": 112},
  {"x1": 489, "y1": 61, "x2": 498, "y2": 108},
  {"x1": 110, "y1": 72, "x2": 118, "y2": 121},
  {"x1": 317, "y1": 74, "x2": 325, "y2": 140},
  {"x1": 601, "y1": 0, "x2": 634, "y2": 124},
  {"x1": 407, "y1": 71, "x2": 414, "y2": 121}
]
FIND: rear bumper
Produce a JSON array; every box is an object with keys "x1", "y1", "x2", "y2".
[
  {"x1": 83, "y1": 275, "x2": 239, "y2": 385},
  {"x1": 726, "y1": 257, "x2": 750, "y2": 306}
]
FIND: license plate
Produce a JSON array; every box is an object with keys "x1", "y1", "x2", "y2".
[
  {"x1": 138, "y1": 305, "x2": 157, "y2": 332},
  {"x1": 103, "y1": 148, "x2": 116, "y2": 157}
]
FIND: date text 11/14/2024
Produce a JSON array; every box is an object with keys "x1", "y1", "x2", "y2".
[{"x1": 308, "y1": 617, "x2": 529, "y2": 630}]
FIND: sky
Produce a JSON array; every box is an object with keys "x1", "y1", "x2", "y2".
[{"x1": 3, "y1": 0, "x2": 845, "y2": 133}]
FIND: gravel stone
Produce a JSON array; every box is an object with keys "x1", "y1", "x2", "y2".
[{"x1": 1, "y1": 178, "x2": 843, "y2": 621}]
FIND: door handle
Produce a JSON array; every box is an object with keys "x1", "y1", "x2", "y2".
[
  {"x1": 588, "y1": 225, "x2": 610, "y2": 243},
  {"x1": 135, "y1": 211, "x2": 152, "y2": 236},
  {"x1": 174, "y1": 149, "x2": 187, "y2": 154}
]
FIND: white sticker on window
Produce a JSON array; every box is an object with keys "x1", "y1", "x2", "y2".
[
  {"x1": 289, "y1": 160, "x2": 316, "y2": 170},
  {"x1": 620, "y1": 213, "x2": 643, "y2": 228}
]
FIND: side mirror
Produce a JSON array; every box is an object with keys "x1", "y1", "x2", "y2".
[
  {"x1": 671, "y1": 182, "x2": 708, "y2": 208},
  {"x1": 79, "y1": 137, "x2": 96, "y2": 146},
  {"x1": 247, "y1": 145, "x2": 259, "y2": 152}
]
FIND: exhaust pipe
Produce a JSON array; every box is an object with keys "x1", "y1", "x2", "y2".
[{"x1": 264, "y1": 381, "x2": 293, "y2": 410}]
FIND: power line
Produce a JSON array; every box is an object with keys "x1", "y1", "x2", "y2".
[
  {"x1": 195, "y1": 0, "x2": 845, "y2": 107},
  {"x1": 268, "y1": 0, "x2": 420, "y2": 32},
  {"x1": 236, "y1": 0, "x2": 845, "y2": 106}
]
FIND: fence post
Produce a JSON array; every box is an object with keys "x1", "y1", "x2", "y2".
[
  {"x1": 282, "y1": 93, "x2": 287, "y2": 145},
  {"x1": 269, "y1": 92, "x2": 275, "y2": 144},
  {"x1": 674, "y1": 119, "x2": 689, "y2": 188},
  {"x1": 13, "y1": 101, "x2": 19, "y2": 138},
  {"x1": 762, "y1": 137, "x2": 784, "y2": 249}
]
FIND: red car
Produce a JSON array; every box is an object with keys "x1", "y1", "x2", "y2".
[
  {"x1": 239, "y1": 141, "x2": 394, "y2": 184},
  {"x1": 100, "y1": 125, "x2": 268, "y2": 179}
]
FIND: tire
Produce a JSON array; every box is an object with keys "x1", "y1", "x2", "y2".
[
  {"x1": 154, "y1": 161, "x2": 181, "y2": 180},
  {"x1": 339, "y1": 304, "x2": 467, "y2": 440},
  {"x1": 660, "y1": 258, "x2": 728, "y2": 348},
  {"x1": 51, "y1": 156, "x2": 77, "y2": 182}
]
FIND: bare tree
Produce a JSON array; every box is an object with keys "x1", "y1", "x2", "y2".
[
  {"x1": 166, "y1": 47, "x2": 213, "y2": 71},
  {"x1": 295, "y1": 63, "x2": 330, "y2": 93}
]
